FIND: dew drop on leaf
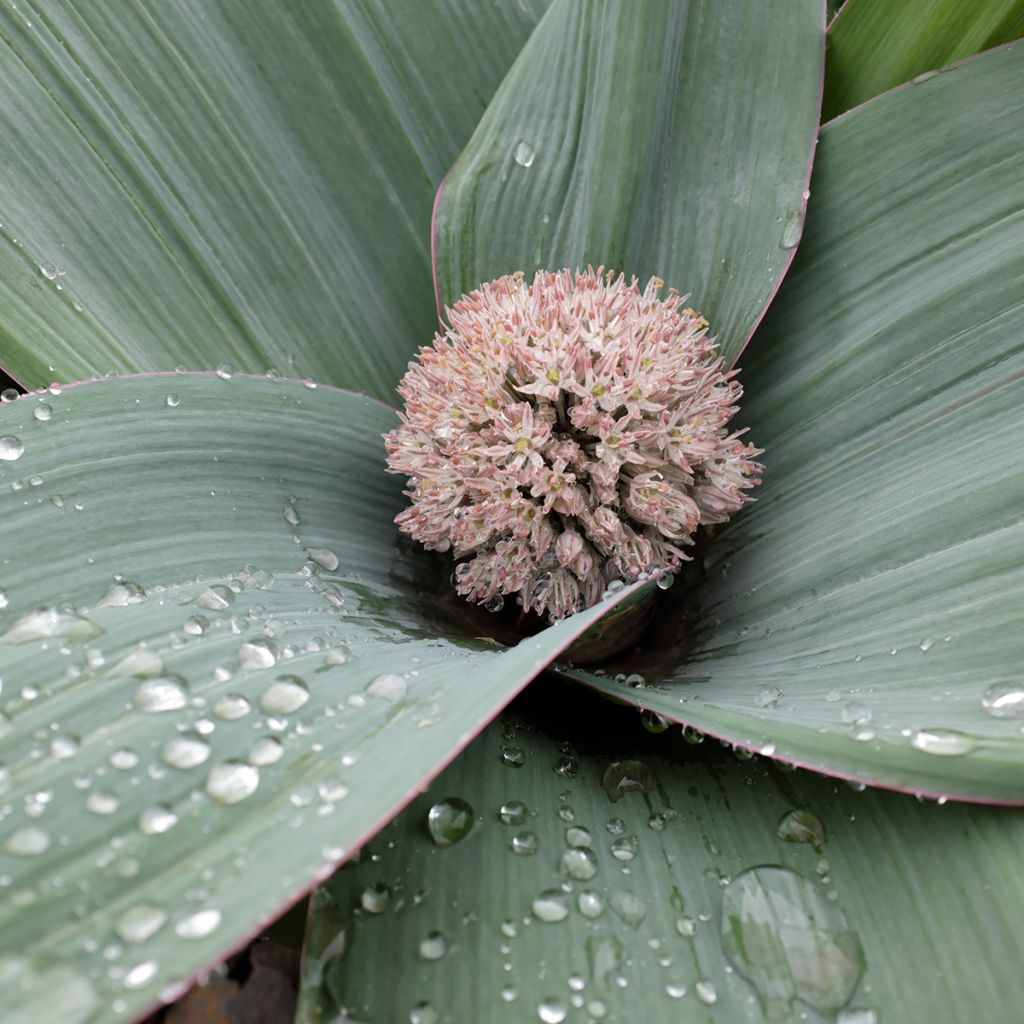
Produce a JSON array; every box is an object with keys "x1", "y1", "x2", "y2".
[
  {"x1": 132, "y1": 676, "x2": 188, "y2": 713},
  {"x1": 910, "y1": 729, "x2": 976, "y2": 756},
  {"x1": 0, "y1": 436, "x2": 24, "y2": 461},
  {"x1": 259, "y1": 675, "x2": 309, "y2": 714},
  {"x1": 174, "y1": 907, "x2": 222, "y2": 939},
  {"x1": 115, "y1": 904, "x2": 168, "y2": 944},
  {"x1": 532, "y1": 890, "x2": 570, "y2": 923},
  {"x1": 776, "y1": 809, "x2": 826, "y2": 851},
  {"x1": 366, "y1": 673, "x2": 407, "y2": 703},
  {"x1": 418, "y1": 931, "x2": 447, "y2": 960},
  {"x1": 427, "y1": 797, "x2": 475, "y2": 847},
  {"x1": 498, "y1": 800, "x2": 527, "y2": 825},
  {"x1": 206, "y1": 761, "x2": 260, "y2": 804},
  {"x1": 981, "y1": 682, "x2": 1024, "y2": 718},
  {"x1": 161, "y1": 735, "x2": 211, "y2": 770}
]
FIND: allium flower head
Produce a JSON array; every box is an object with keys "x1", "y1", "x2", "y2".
[{"x1": 384, "y1": 268, "x2": 762, "y2": 621}]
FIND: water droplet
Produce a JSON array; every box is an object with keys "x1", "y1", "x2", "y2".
[
  {"x1": 776, "y1": 809, "x2": 826, "y2": 851},
  {"x1": 323, "y1": 645, "x2": 351, "y2": 667},
  {"x1": 641, "y1": 709, "x2": 669, "y2": 733},
  {"x1": 0, "y1": 388, "x2": 18, "y2": 402},
  {"x1": 501, "y1": 745, "x2": 526, "y2": 767},
  {"x1": 560, "y1": 847, "x2": 598, "y2": 881},
  {"x1": 665, "y1": 981, "x2": 686, "y2": 999},
  {"x1": 182, "y1": 615, "x2": 208, "y2": 636},
  {"x1": 361, "y1": 883, "x2": 391, "y2": 914},
  {"x1": 133, "y1": 676, "x2": 188, "y2": 713},
  {"x1": 86, "y1": 790, "x2": 120, "y2": 815},
  {"x1": 307, "y1": 547, "x2": 339, "y2": 571},
  {"x1": 115, "y1": 904, "x2": 167, "y2": 944},
  {"x1": 214, "y1": 363, "x2": 233, "y2": 380},
  {"x1": 206, "y1": 761, "x2": 259, "y2": 804},
  {"x1": 175, "y1": 907, "x2": 222, "y2": 939},
  {"x1": 162, "y1": 735, "x2": 211, "y2": 770},
  {"x1": 1, "y1": 607, "x2": 102, "y2": 644},
  {"x1": 428, "y1": 797, "x2": 475, "y2": 847},
  {"x1": 138, "y1": 805, "x2": 178, "y2": 835},
  {"x1": 50, "y1": 732, "x2": 80, "y2": 759},
  {"x1": 195, "y1": 585, "x2": 234, "y2": 610},
  {"x1": 0, "y1": 957, "x2": 99, "y2": 1024},
  {"x1": 282, "y1": 503, "x2": 300, "y2": 526},
  {"x1": 511, "y1": 831, "x2": 538, "y2": 855},
  {"x1": 537, "y1": 997, "x2": 566, "y2": 1023},
  {"x1": 418, "y1": 931, "x2": 447, "y2": 960},
  {"x1": 501, "y1": 985, "x2": 519, "y2": 1004},
  {"x1": 602, "y1": 759, "x2": 653, "y2": 802},
  {"x1": 837, "y1": 1009, "x2": 879, "y2": 1024},
  {"x1": 499, "y1": 800, "x2": 527, "y2": 825},
  {"x1": 39, "y1": 262, "x2": 58, "y2": 280},
  {"x1": 982, "y1": 682, "x2": 1024, "y2": 718},
  {"x1": 780, "y1": 201, "x2": 804, "y2": 249},
  {"x1": 656, "y1": 573, "x2": 675, "y2": 590},
  {"x1": 513, "y1": 141, "x2": 536, "y2": 168},
  {"x1": 32, "y1": 403, "x2": 53, "y2": 422},
  {"x1": 259, "y1": 675, "x2": 309, "y2": 714},
  {"x1": 248, "y1": 736, "x2": 284, "y2": 766},
  {"x1": 97, "y1": 581, "x2": 147, "y2": 607},
  {"x1": 695, "y1": 980, "x2": 718, "y2": 1006},
  {"x1": 676, "y1": 915, "x2": 696, "y2": 938},
  {"x1": 566, "y1": 825, "x2": 592, "y2": 848},
  {"x1": 722, "y1": 866, "x2": 864, "y2": 1019},
  {"x1": 578, "y1": 891, "x2": 604, "y2": 918},
  {"x1": 610, "y1": 836, "x2": 637, "y2": 862},
  {"x1": 213, "y1": 693, "x2": 251, "y2": 720},
  {"x1": 553, "y1": 754, "x2": 578, "y2": 778},
  {"x1": 756, "y1": 686, "x2": 783, "y2": 709},
  {"x1": 609, "y1": 891, "x2": 647, "y2": 927},
  {"x1": 910, "y1": 728, "x2": 976, "y2": 756},
  {"x1": 366, "y1": 673, "x2": 407, "y2": 703},
  {"x1": 123, "y1": 960, "x2": 159, "y2": 990},
  {"x1": 532, "y1": 890, "x2": 570, "y2": 923},
  {"x1": 409, "y1": 1001, "x2": 438, "y2": 1024},
  {"x1": 110, "y1": 748, "x2": 139, "y2": 770},
  {"x1": 238, "y1": 639, "x2": 277, "y2": 671},
  {"x1": 4, "y1": 826, "x2": 50, "y2": 856}
]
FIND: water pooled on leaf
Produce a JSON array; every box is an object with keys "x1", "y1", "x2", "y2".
[
  {"x1": 133, "y1": 676, "x2": 188, "y2": 713},
  {"x1": 721, "y1": 866, "x2": 864, "y2": 1020},
  {"x1": 206, "y1": 761, "x2": 260, "y2": 804},
  {"x1": 532, "y1": 890, "x2": 570, "y2": 923},
  {"x1": 259, "y1": 675, "x2": 309, "y2": 714},
  {"x1": 366, "y1": 673, "x2": 407, "y2": 703},
  {"x1": 238, "y1": 639, "x2": 277, "y2": 671},
  {"x1": 0, "y1": 956, "x2": 99, "y2": 1024},
  {"x1": 609, "y1": 891, "x2": 647, "y2": 927},
  {"x1": 97, "y1": 581, "x2": 147, "y2": 607},
  {"x1": 175, "y1": 907, "x2": 222, "y2": 939},
  {"x1": 981, "y1": 682, "x2": 1024, "y2": 718},
  {"x1": 602, "y1": 760, "x2": 653, "y2": 802},
  {"x1": 1, "y1": 607, "x2": 103, "y2": 645},
  {"x1": 162, "y1": 735, "x2": 211, "y2": 770},
  {"x1": 910, "y1": 729, "x2": 976, "y2": 756},
  {"x1": 776, "y1": 809, "x2": 826, "y2": 851},
  {"x1": 0, "y1": 436, "x2": 24, "y2": 461},
  {"x1": 427, "y1": 797, "x2": 475, "y2": 847}
]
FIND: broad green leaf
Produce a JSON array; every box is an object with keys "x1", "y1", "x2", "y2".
[
  {"x1": 0, "y1": 1, "x2": 546, "y2": 396},
  {"x1": 824, "y1": 0, "x2": 1024, "y2": 120},
  {"x1": 560, "y1": 42, "x2": 1024, "y2": 802},
  {"x1": 434, "y1": 0, "x2": 824, "y2": 366},
  {"x1": 298, "y1": 685, "x2": 1024, "y2": 1023},
  {"x1": 0, "y1": 374, "x2": 651, "y2": 1024}
]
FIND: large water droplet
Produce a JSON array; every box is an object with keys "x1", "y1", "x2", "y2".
[
  {"x1": 133, "y1": 676, "x2": 188, "y2": 713},
  {"x1": 609, "y1": 890, "x2": 647, "y2": 928},
  {"x1": 307, "y1": 547, "x2": 339, "y2": 571},
  {"x1": 175, "y1": 907, "x2": 222, "y2": 939},
  {"x1": 33, "y1": 403, "x2": 53, "y2": 422},
  {"x1": 578, "y1": 891, "x2": 604, "y2": 919},
  {"x1": 981, "y1": 682, "x2": 1024, "y2": 718},
  {"x1": 206, "y1": 761, "x2": 260, "y2": 804},
  {"x1": 602, "y1": 760, "x2": 653, "y2": 802},
  {"x1": 213, "y1": 693, "x2": 251, "y2": 720},
  {"x1": 427, "y1": 797, "x2": 475, "y2": 847},
  {"x1": 248, "y1": 736, "x2": 284, "y2": 766},
  {"x1": 560, "y1": 847, "x2": 598, "y2": 881},
  {"x1": 138, "y1": 805, "x2": 178, "y2": 835},
  {"x1": 116, "y1": 904, "x2": 168, "y2": 943},
  {"x1": 5, "y1": 826, "x2": 51, "y2": 856},
  {"x1": 97, "y1": 581, "x2": 147, "y2": 607},
  {"x1": 123, "y1": 960, "x2": 159, "y2": 990},
  {"x1": 721, "y1": 866, "x2": 864, "y2": 1020},
  {"x1": 0, "y1": 956, "x2": 99, "y2": 1024},
  {"x1": 499, "y1": 800, "x2": 527, "y2": 825},
  {"x1": 910, "y1": 728, "x2": 976, "y2": 756},
  {"x1": 511, "y1": 832, "x2": 538, "y2": 855},
  {"x1": 776, "y1": 809, "x2": 825, "y2": 851},
  {"x1": 532, "y1": 890, "x2": 570, "y2": 923},
  {"x1": 513, "y1": 141, "x2": 536, "y2": 168},
  {"x1": 162, "y1": 735, "x2": 211, "y2": 770},
  {"x1": 366, "y1": 673, "x2": 407, "y2": 703},
  {"x1": 238, "y1": 639, "x2": 277, "y2": 671},
  {"x1": 566, "y1": 825, "x2": 592, "y2": 847},
  {"x1": 259, "y1": 675, "x2": 309, "y2": 714},
  {"x1": 537, "y1": 997, "x2": 567, "y2": 1023},
  {"x1": 409, "y1": 1001, "x2": 438, "y2": 1024},
  {"x1": 695, "y1": 980, "x2": 718, "y2": 1006},
  {"x1": 501, "y1": 745, "x2": 526, "y2": 767},
  {"x1": 1, "y1": 607, "x2": 103, "y2": 645},
  {"x1": 195, "y1": 585, "x2": 235, "y2": 610},
  {"x1": 86, "y1": 790, "x2": 120, "y2": 815},
  {"x1": 360, "y1": 882, "x2": 391, "y2": 914},
  {"x1": 0, "y1": 436, "x2": 24, "y2": 461},
  {"x1": 418, "y1": 931, "x2": 447, "y2": 960}
]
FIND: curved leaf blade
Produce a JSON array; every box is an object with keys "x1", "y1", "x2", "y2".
[
  {"x1": 434, "y1": 0, "x2": 825, "y2": 365},
  {"x1": 561, "y1": 42, "x2": 1024, "y2": 802},
  {"x1": 0, "y1": 374, "x2": 648, "y2": 1023},
  {"x1": 298, "y1": 685, "x2": 1024, "y2": 1023},
  {"x1": 824, "y1": 0, "x2": 1024, "y2": 120},
  {"x1": 0, "y1": 1, "x2": 547, "y2": 396}
]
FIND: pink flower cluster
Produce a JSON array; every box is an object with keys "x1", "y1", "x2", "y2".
[{"x1": 384, "y1": 268, "x2": 762, "y2": 620}]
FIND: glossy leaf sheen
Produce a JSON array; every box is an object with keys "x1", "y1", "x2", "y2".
[
  {"x1": 0, "y1": 374, "x2": 649, "y2": 1023},
  {"x1": 824, "y1": 0, "x2": 1024, "y2": 120},
  {"x1": 562, "y1": 43, "x2": 1024, "y2": 802},
  {"x1": 0, "y1": 1, "x2": 547, "y2": 396},
  {"x1": 435, "y1": 0, "x2": 824, "y2": 366},
  {"x1": 298, "y1": 692, "x2": 1024, "y2": 1023}
]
